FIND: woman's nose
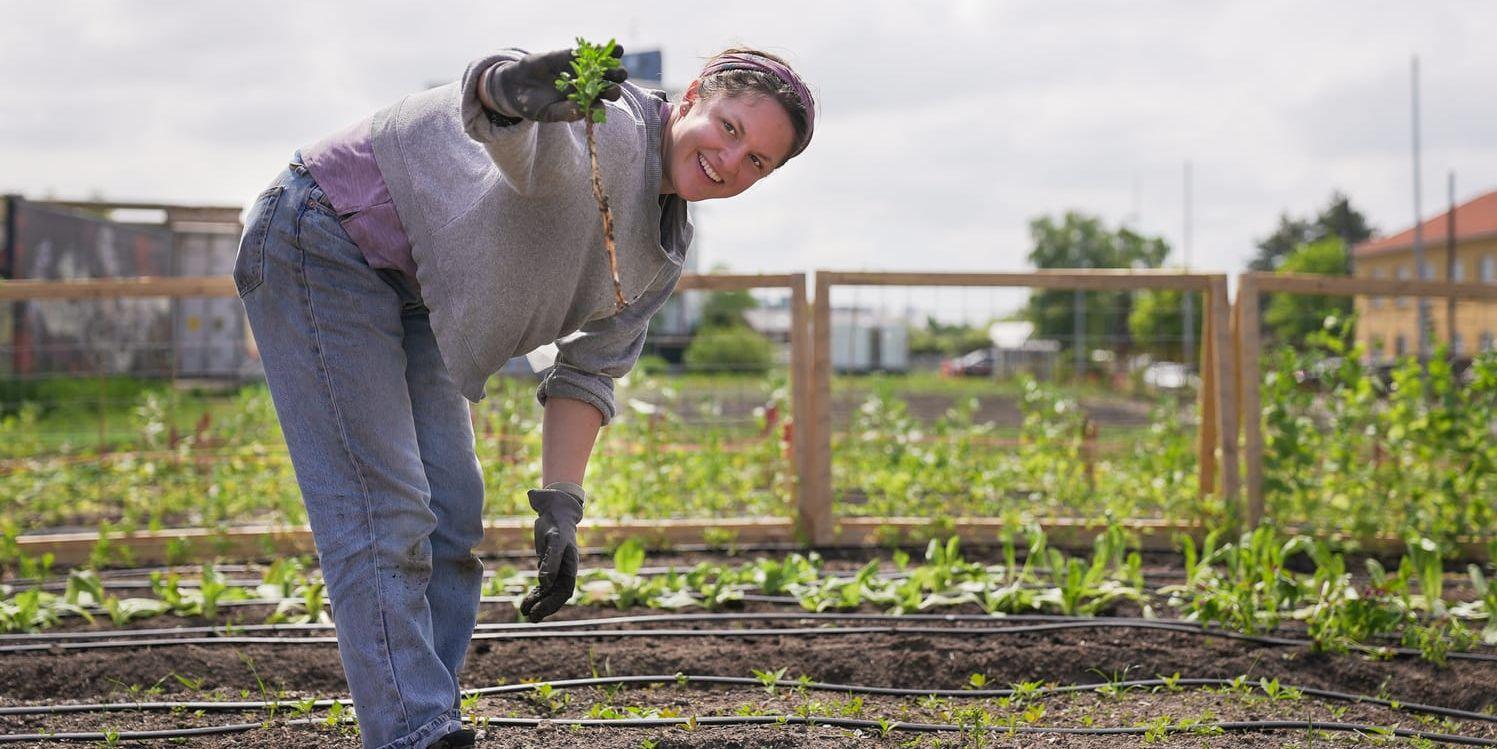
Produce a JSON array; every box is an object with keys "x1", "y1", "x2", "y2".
[{"x1": 723, "y1": 146, "x2": 750, "y2": 178}]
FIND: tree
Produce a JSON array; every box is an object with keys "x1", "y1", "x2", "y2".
[
  {"x1": 700, "y1": 289, "x2": 757, "y2": 329},
  {"x1": 683, "y1": 325, "x2": 774, "y2": 375},
  {"x1": 1024, "y1": 212, "x2": 1170, "y2": 361},
  {"x1": 1263, "y1": 237, "x2": 1354, "y2": 347},
  {"x1": 1249, "y1": 191, "x2": 1373, "y2": 272},
  {"x1": 909, "y1": 316, "x2": 994, "y2": 357},
  {"x1": 1128, "y1": 289, "x2": 1203, "y2": 362}
]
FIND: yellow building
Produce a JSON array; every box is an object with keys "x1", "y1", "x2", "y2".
[{"x1": 1353, "y1": 189, "x2": 1497, "y2": 362}]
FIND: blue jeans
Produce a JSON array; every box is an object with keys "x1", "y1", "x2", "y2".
[{"x1": 235, "y1": 157, "x2": 484, "y2": 749}]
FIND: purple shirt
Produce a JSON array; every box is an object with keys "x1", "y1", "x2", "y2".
[{"x1": 301, "y1": 118, "x2": 418, "y2": 280}]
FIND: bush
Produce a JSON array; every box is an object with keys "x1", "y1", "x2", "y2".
[
  {"x1": 634, "y1": 354, "x2": 670, "y2": 376},
  {"x1": 684, "y1": 326, "x2": 774, "y2": 375}
]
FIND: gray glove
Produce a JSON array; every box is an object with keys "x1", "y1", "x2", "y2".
[
  {"x1": 519, "y1": 482, "x2": 585, "y2": 622},
  {"x1": 485, "y1": 46, "x2": 628, "y2": 123}
]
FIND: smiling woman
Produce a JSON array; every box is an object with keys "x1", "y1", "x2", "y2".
[
  {"x1": 232, "y1": 40, "x2": 815, "y2": 749},
  {"x1": 660, "y1": 48, "x2": 816, "y2": 201}
]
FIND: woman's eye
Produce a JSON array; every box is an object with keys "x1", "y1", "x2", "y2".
[
  {"x1": 723, "y1": 121, "x2": 736, "y2": 135},
  {"x1": 751, "y1": 156, "x2": 763, "y2": 170}
]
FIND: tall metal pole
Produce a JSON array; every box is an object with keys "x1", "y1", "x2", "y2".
[
  {"x1": 1446, "y1": 172, "x2": 1457, "y2": 358},
  {"x1": 1073, "y1": 273, "x2": 1086, "y2": 380},
  {"x1": 1183, "y1": 160, "x2": 1195, "y2": 367},
  {"x1": 1411, "y1": 55, "x2": 1430, "y2": 360}
]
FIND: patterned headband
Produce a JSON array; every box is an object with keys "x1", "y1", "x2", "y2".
[{"x1": 699, "y1": 53, "x2": 815, "y2": 160}]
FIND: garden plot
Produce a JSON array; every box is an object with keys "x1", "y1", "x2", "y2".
[{"x1": 1, "y1": 533, "x2": 1494, "y2": 747}]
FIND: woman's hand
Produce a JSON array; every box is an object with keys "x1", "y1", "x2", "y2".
[
  {"x1": 484, "y1": 46, "x2": 629, "y2": 123},
  {"x1": 519, "y1": 483, "x2": 585, "y2": 622}
]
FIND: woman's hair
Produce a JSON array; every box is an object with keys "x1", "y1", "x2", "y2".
[{"x1": 698, "y1": 48, "x2": 812, "y2": 166}]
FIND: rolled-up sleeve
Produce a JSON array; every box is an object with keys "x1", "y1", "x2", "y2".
[{"x1": 536, "y1": 266, "x2": 683, "y2": 425}]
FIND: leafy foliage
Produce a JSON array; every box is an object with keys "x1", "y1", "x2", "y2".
[
  {"x1": 554, "y1": 37, "x2": 621, "y2": 125},
  {"x1": 1025, "y1": 212, "x2": 1171, "y2": 365},
  {"x1": 683, "y1": 326, "x2": 775, "y2": 376},
  {"x1": 1249, "y1": 191, "x2": 1372, "y2": 273},
  {"x1": 1260, "y1": 338, "x2": 1497, "y2": 544},
  {"x1": 1262, "y1": 237, "x2": 1354, "y2": 347}
]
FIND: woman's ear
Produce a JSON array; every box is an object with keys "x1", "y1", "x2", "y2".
[{"x1": 680, "y1": 78, "x2": 702, "y2": 113}]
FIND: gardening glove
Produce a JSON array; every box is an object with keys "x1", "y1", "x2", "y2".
[
  {"x1": 485, "y1": 46, "x2": 628, "y2": 123},
  {"x1": 519, "y1": 482, "x2": 585, "y2": 622}
]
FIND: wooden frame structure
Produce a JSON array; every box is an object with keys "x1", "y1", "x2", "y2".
[
  {"x1": 1233, "y1": 271, "x2": 1497, "y2": 530},
  {"x1": 808, "y1": 270, "x2": 1239, "y2": 545},
  {"x1": 18, "y1": 268, "x2": 1497, "y2": 564},
  {"x1": 2, "y1": 273, "x2": 816, "y2": 564}
]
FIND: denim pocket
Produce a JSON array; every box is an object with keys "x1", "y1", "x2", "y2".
[
  {"x1": 305, "y1": 182, "x2": 340, "y2": 219},
  {"x1": 233, "y1": 185, "x2": 284, "y2": 297}
]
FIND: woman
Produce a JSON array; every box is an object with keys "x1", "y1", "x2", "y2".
[{"x1": 234, "y1": 43, "x2": 814, "y2": 749}]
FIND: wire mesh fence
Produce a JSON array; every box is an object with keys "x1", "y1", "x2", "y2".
[
  {"x1": 1236, "y1": 272, "x2": 1497, "y2": 548},
  {"x1": 807, "y1": 271, "x2": 1236, "y2": 545},
  {"x1": 0, "y1": 275, "x2": 810, "y2": 543}
]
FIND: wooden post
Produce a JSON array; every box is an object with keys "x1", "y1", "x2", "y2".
[
  {"x1": 1209, "y1": 276, "x2": 1240, "y2": 518},
  {"x1": 787, "y1": 274, "x2": 813, "y2": 536},
  {"x1": 1197, "y1": 285, "x2": 1218, "y2": 497},
  {"x1": 1081, "y1": 418, "x2": 1098, "y2": 490},
  {"x1": 1236, "y1": 275, "x2": 1263, "y2": 528},
  {"x1": 804, "y1": 272, "x2": 835, "y2": 545}
]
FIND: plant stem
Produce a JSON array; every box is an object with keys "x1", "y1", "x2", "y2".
[{"x1": 585, "y1": 118, "x2": 626, "y2": 313}]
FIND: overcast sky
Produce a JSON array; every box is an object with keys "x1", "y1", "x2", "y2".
[{"x1": 4, "y1": 1, "x2": 1495, "y2": 296}]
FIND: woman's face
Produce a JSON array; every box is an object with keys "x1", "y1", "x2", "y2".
[{"x1": 661, "y1": 80, "x2": 796, "y2": 201}]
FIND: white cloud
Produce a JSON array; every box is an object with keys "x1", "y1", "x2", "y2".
[{"x1": 3, "y1": 0, "x2": 1495, "y2": 283}]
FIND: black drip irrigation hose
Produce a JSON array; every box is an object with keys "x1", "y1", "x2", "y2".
[
  {"x1": 0, "y1": 716, "x2": 335, "y2": 744},
  {"x1": 3, "y1": 614, "x2": 1492, "y2": 663},
  {"x1": 0, "y1": 711, "x2": 1493, "y2": 746},
  {"x1": 0, "y1": 611, "x2": 1228, "y2": 640},
  {"x1": 1, "y1": 674, "x2": 1492, "y2": 726}
]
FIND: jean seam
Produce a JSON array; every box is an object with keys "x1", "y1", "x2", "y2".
[
  {"x1": 292, "y1": 195, "x2": 414, "y2": 736},
  {"x1": 372, "y1": 709, "x2": 461, "y2": 749}
]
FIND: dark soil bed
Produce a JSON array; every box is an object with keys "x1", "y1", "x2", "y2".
[
  {"x1": 3, "y1": 545, "x2": 1494, "y2": 747},
  {"x1": 1, "y1": 621, "x2": 1493, "y2": 747}
]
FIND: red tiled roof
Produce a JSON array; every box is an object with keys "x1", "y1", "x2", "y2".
[{"x1": 1354, "y1": 189, "x2": 1497, "y2": 256}]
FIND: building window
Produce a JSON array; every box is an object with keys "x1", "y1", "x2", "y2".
[
  {"x1": 1395, "y1": 334, "x2": 1407, "y2": 357},
  {"x1": 1483, "y1": 332, "x2": 1495, "y2": 352},
  {"x1": 1452, "y1": 332, "x2": 1464, "y2": 357},
  {"x1": 1370, "y1": 268, "x2": 1385, "y2": 308},
  {"x1": 1419, "y1": 259, "x2": 1434, "y2": 280},
  {"x1": 1483, "y1": 256, "x2": 1496, "y2": 283},
  {"x1": 1396, "y1": 266, "x2": 1410, "y2": 307},
  {"x1": 1452, "y1": 259, "x2": 1465, "y2": 282}
]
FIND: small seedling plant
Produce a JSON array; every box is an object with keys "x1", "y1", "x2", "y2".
[{"x1": 555, "y1": 37, "x2": 628, "y2": 312}]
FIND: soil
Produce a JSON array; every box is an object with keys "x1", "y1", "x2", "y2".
[
  {"x1": 1, "y1": 619, "x2": 1493, "y2": 747},
  {"x1": 2, "y1": 549, "x2": 1494, "y2": 747}
]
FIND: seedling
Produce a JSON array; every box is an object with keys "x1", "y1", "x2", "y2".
[
  {"x1": 751, "y1": 666, "x2": 787, "y2": 695},
  {"x1": 555, "y1": 37, "x2": 627, "y2": 312}
]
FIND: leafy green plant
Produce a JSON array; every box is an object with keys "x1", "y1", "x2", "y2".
[
  {"x1": 555, "y1": 37, "x2": 627, "y2": 312},
  {"x1": 751, "y1": 666, "x2": 787, "y2": 695}
]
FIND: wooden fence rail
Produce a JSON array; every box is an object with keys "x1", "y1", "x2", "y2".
[
  {"x1": 9, "y1": 269, "x2": 1497, "y2": 564},
  {"x1": 1233, "y1": 271, "x2": 1497, "y2": 529},
  {"x1": 810, "y1": 270, "x2": 1239, "y2": 545}
]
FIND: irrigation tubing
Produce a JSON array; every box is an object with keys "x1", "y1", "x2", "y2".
[
  {"x1": 0, "y1": 611, "x2": 1254, "y2": 640},
  {"x1": 0, "y1": 717, "x2": 334, "y2": 745},
  {"x1": 3, "y1": 674, "x2": 1491, "y2": 725},
  {"x1": 0, "y1": 712, "x2": 1493, "y2": 746},
  {"x1": 3, "y1": 614, "x2": 1492, "y2": 663}
]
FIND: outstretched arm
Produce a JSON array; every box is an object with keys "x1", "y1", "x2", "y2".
[{"x1": 541, "y1": 395, "x2": 602, "y2": 487}]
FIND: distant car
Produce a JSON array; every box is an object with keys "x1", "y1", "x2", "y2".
[
  {"x1": 942, "y1": 348, "x2": 995, "y2": 377},
  {"x1": 1142, "y1": 362, "x2": 1195, "y2": 390}
]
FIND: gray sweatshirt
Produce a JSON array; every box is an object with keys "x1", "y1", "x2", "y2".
[{"x1": 369, "y1": 51, "x2": 692, "y2": 424}]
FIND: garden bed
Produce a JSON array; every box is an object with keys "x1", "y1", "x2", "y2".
[{"x1": 1, "y1": 540, "x2": 1494, "y2": 747}]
